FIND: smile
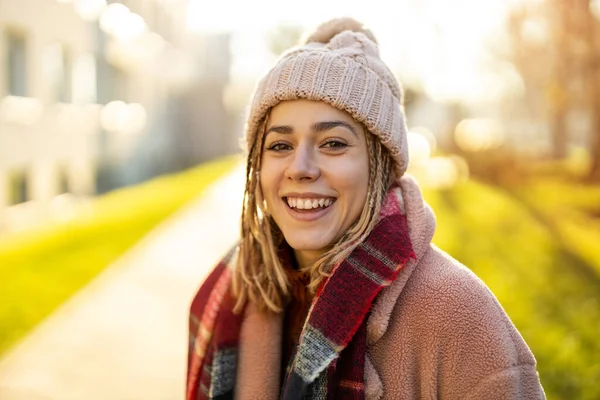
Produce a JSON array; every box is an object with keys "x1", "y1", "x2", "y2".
[
  {"x1": 281, "y1": 196, "x2": 337, "y2": 222},
  {"x1": 285, "y1": 197, "x2": 335, "y2": 210}
]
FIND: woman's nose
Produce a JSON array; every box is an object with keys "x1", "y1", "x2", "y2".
[{"x1": 284, "y1": 145, "x2": 320, "y2": 181}]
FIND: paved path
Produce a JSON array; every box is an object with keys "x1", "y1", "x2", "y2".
[{"x1": 0, "y1": 164, "x2": 245, "y2": 400}]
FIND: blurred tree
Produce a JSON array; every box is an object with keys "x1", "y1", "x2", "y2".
[
  {"x1": 266, "y1": 24, "x2": 304, "y2": 57},
  {"x1": 583, "y1": 1, "x2": 600, "y2": 180},
  {"x1": 507, "y1": 0, "x2": 600, "y2": 180}
]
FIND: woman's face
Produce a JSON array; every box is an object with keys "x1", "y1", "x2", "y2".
[{"x1": 260, "y1": 99, "x2": 370, "y2": 266}]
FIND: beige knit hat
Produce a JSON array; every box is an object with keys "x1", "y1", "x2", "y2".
[{"x1": 245, "y1": 18, "x2": 409, "y2": 177}]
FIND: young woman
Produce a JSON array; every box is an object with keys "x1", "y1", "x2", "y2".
[{"x1": 187, "y1": 18, "x2": 545, "y2": 400}]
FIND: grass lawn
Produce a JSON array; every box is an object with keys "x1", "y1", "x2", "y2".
[
  {"x1": 422, "y1": 178, "x2": 600, "y2": 400},
  {"x1": 512, "y1": 177, "x2": 600, "y2": 276},
  {"x1": 0, "y1": 155, "x2": 240, "y2": 356}
]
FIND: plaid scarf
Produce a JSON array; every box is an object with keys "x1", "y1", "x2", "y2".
[{"x1": 187, "y1": 187, "x2": 415, "y2": 399}]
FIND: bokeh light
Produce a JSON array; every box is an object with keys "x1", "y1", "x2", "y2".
[
  {"x1": 0, "y1": 96, "x2": 44, "y2": 126},
  {"x1": 407, "y1": 130, "x2": 432, "y2": 165},
  {"x1": 410, "y1": 126, "x2": 437, "y2": 154},
  {"x1": 100, "y1": 3, "x2": 146, "y2": 41},
  {"x1": 454, "y1": 118, "x2": 505, "y2": 152},
  {"x1": 74, "y1": 0, "x2": 107, "y2": 21},
  {"x1": 419, "y1": 156, "x2": 470, "y2": 189},
  {"x1": 100, "y1": 101, "x2": 147, "y2": 135}
]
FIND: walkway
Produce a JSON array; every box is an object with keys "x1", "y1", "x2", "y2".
[{"x1": 0, "y1": 164, "x2": 245, "y2": 400}]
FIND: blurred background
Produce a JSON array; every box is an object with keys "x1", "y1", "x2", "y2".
[{"x1": 0, "y1": 0, "x2": 599, "y2": 399}]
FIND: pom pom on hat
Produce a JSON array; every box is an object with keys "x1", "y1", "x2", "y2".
[{"x1": 302, "y1": 17, "x2": 378, "y2": 45}]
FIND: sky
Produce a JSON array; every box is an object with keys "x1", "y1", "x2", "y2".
[{"x1": 186, "y1": 0, "x2": 527, "y2": 104}]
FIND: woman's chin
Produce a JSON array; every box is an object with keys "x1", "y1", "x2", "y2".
[{"x1": 284, "y1": 235, "x2": 332, "y2": 254}]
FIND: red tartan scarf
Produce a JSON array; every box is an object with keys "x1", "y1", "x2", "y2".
[{"x1": 187, "y1": 186, "x2": 415, "y2": 399}]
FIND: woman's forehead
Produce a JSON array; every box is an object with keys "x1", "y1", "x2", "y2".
[{"x1": 268, "y1": 99, "x2": 357, "y2": 126}]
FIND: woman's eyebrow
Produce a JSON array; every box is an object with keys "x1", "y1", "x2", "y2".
[
  {"x1": 265, "y1": 125, "x2": 293, "y2": 135},
  {"x1": 311, "y1": 120, "x2": 357, "y2": 136},
  {"x1": 265, "y1": 120, "x2": 358, "y2": 136}
]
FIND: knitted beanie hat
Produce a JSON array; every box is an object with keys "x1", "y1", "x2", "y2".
[{"x1": 244, "y1": 17, "x2": 410, "y2": 177}]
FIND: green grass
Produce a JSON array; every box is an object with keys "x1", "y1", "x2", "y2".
[
  {"x1": 422, "y1": 178, "x2": 600, "y2": 400},
  {"x1": 513, "y1": 177, "x2": 600, "y2": 276},
  {"x1": 0, "y1": 155, "x2": 240, "y2": 356}
]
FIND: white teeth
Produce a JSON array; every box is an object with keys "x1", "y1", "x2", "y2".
[{"x1": 285, "y1": 197, "x2": 335, "y2": 210}]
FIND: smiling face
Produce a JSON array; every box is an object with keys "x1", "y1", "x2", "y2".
[{"x1": 259, "y1": 99, "x2": 370, "y2": 269}]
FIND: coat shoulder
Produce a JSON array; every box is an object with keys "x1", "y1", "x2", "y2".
[
  {"x1": 403, "y1": 245, "x2": 535, "y2": 366},
  {"x1": 368, "y1": 245, "x2": 545, "y2": 399},
  {"x1": 412, "y1": 245, "x2": 496, "y2": 301}
]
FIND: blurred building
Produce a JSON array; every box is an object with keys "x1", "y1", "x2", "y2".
[{"x1": 0, "y1": 0, "x2": 235, "y2": 233}]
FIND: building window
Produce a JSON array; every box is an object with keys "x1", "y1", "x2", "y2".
[
  {"x1": 8, "y1": 169, "x2": 29, "y2": 205},
  {"x1": 5, "y1": 30, "x2": 28, "y2": 96},
  {"x1": 43, "y1": 43, "x2": 72, "y2": 103}
]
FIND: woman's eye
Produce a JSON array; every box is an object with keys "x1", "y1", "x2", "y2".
[
  {"x1": 266, "y1": 142, "x2": 292, "y2": 151},
  {"x1": 322, "y1": 140, "x2": 347, "y2": 149}
]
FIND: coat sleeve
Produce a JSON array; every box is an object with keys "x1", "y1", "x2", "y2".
[{"x1": 463, "y1": 364, "x2": 546, "y2": 400}]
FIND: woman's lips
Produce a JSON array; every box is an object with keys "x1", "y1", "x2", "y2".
[{"x1": 282, "y1": 198, "x2": 335, "y2": 221}]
